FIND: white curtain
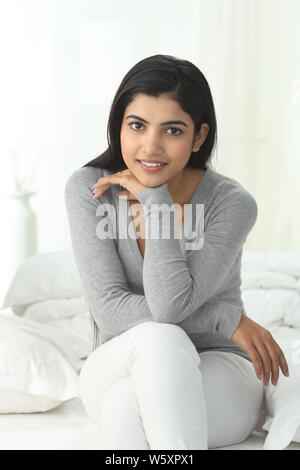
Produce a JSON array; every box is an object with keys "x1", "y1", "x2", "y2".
[
  {"x1": 201, "y1": 0, "x2": 300, "y2": 252},
  {"x1": 158, "y1": 0, "x2": 300, "y2": 252}
]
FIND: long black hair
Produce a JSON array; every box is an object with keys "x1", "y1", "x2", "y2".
[{"x1": 82, "y1": 54, "x2": 217, "y2": 171}]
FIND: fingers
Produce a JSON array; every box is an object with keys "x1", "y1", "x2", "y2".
[
  {"x1": 258, "y1": 339, "x2": 279, "y2": 386},
  {"x1": 92, "y1": 171, "x2": 125, "y2": 189},
  {"x1": 92, "y1": 182, "x2": 111, "y2": 199},
  {"x1": 92, "y1": 170, "x2": 129, "y2": 195},
  {"x1": 247, "y1": 346, "x2": 264, "y2": 381},
  {"x1": 231, "y1": 315, "x2": 290, "y2": 387},
  {"x1": 252, "y1": 331, "x2": 290, "y2": 386},
  {"x1": 270, "y1": 338, "x2": 290, "y2": 378},
  {"x1": 251, "y1": 340, "x2": 272, "y2": 385},
  {"x1": 254, "y1": 337, "x2": 273, "y2": 385},
  {"x1": 92, "y1": 180, "x2": 113, "y2": 190}
]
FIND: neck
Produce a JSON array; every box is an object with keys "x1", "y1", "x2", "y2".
[{"x1": 166, "y1": 168, "x2": 190, "y2": 204}]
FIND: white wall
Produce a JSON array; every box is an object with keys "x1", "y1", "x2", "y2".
[
  {"x1": 0, "y1": 0, "x2": 299, "y2": 303},
  {"x1": 0, "y1": 0, "x2": 220, "y2": 254}
]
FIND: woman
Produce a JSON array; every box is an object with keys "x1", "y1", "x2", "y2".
[{"x1": 65, "y1": 54, "x2": 289, "y2": 450}]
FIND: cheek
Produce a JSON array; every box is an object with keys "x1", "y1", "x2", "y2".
[
  {"x1": 120, "y1": 129, "x2": 136, "y2": 155},
  {"x1": 120, "y1": 129, "x2": 126, "y2": 150},
  {"x1": 170, "y1": 140, "x2": 191, "y2": 162}
]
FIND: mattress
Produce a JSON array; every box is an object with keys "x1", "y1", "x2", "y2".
[{"x1": 1, "y1": 397, "x2": 300, "y2": 450}]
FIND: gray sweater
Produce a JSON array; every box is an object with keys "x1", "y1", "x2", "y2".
[{"x1": 65, "y1": 165, "x2": 258, "y2": 363}]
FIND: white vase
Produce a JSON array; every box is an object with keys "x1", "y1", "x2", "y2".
[{"x1": 1, "y1": 191, "x2": 37, "y2": 292}]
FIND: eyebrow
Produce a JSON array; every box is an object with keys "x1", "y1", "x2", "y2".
[{"x1": 126, "y1": 114, "x2": 188, "y2": 127}]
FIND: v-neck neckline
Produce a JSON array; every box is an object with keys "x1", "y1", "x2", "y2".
[{"x1": 126, "y1": 167, "x2": 211, "y2": 264}]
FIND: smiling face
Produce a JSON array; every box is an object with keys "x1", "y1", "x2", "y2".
[{"x1": 120, "y1": 93, "x2": 209, "y2": 188}]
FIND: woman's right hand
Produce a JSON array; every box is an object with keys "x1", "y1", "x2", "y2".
[{"x1": 231, "y1": 313, "x2": 290, "y2": 386}]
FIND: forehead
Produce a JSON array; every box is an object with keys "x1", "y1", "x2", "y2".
[{"x1": 125, "y1": 93, "x2": 188, "y2": 118}]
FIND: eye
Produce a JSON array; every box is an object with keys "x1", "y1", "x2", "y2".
[
  {"x1": 166, "y1": 127, "x2": 182, "y2": 136},
  {"x1": 129, "y1": 122, "x2": 144, "y2": 131},
  {"x1": 128, "y1": 121, "x2": 182, "y2": 136}
]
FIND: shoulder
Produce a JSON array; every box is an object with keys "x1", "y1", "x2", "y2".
[
  {"x1": 208, "y1": 169, "x2": 257, "y2": 209},
  {"x1": 65, "y1": 166, "x2": 104, "y2": 191},
  {"x1": 64, "y1": 166, "x2": 115, "y2": 198},
  {"x1": 206, "y1": 168, "x2": 258, "y2": 226},
  {"x1": 64, "y1": 166, "x2": 118, "y2": 213}
]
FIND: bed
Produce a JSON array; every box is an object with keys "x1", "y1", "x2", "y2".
[
  {"x1": 1, "y1": 249, "x2": 300, "y2": 451},
  {"x1": 0, "y1": 396, "x2": 298, "y2": 451}
]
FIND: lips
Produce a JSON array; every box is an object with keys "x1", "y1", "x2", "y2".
[
  {"x1": 137, "y1": 160, "x2": 167, "y2": 164},
  {"x1": 137, "y1": 160, "x2": 168, "y2": 172}
]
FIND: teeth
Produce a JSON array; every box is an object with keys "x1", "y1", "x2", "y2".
[{"x1": 140, "y1": 161, "x2": 164, "y2": 167}]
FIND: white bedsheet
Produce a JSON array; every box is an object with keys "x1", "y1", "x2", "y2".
[
  {"x1": 1, "y1": 249, "x2": 300, "y2": 450},
  {"x1": 0, "y1": 396, "x2": 299, "y2": 451}
]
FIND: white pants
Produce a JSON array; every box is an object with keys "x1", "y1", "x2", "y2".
[{"x1": 79, "y1": 321, "x2": 264, "y2": 450}]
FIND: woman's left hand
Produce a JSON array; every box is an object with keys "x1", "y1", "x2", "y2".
[
  {"x1": 92, "y1": 168, "x2": 147, "y2": 201},
  {"x1": 231, "y1": 313, "x2": 290, "y2": 386}
]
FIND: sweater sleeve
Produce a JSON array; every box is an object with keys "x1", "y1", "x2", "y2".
[
  {"x1": 136, "y1": 182, "x2": 258, "y2": 340},
  {"x1": 64, "y1": 167, "x2": 154, "y2": 338}
]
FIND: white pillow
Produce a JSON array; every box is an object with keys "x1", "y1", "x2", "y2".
[
  {"x1": 2, "y1": 250, "x2": 83, "y2": 314},
  {"x1": 0, "y1": 312, "x2": 79, "y2": 414},
  {"x1": 262, "y1": 340, "x2": 300, "y2": 449},
  {"x1": 21, "y1": 300, "x2": 93, "y2": 370},
  {"x1": 23, "y1": 297, "x2": 88, "y2": 322},
  {"x1": 0, "y1": 391, "x2": 62, "y2": 414}
]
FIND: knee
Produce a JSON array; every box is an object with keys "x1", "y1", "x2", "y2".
[
  {"x1": 131, "y1": 321, "x2": 187, "y2": 344},
  {"x1": 129, "y1": 321, "x2": 199, "y2": 360}
]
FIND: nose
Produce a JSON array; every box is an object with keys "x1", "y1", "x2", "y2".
[{"x1": 142, "y1": 129, "x2": 164, "y2": 156}]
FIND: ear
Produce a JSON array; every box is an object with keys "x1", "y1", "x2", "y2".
[{"x1": 192, "y1": 123, "x2": 210, "y2": 152}]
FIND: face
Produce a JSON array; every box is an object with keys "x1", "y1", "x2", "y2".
[{"x1": 120, "y1": 93, "x2": 209, "y2": 187}]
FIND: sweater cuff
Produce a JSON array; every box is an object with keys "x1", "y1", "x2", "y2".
[{"x1": 218, "y1": 307, "x2": 243, "y2": 340}]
